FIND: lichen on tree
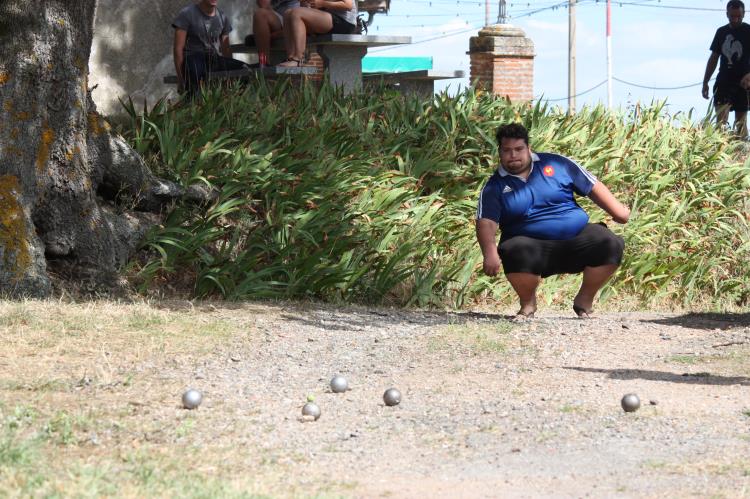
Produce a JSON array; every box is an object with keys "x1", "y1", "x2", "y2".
[{"x1": 0, "y1": 0, "x2": 194, "y2": 297}]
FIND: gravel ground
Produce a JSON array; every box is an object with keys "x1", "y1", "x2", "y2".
[
  {"x1": 136, "y1": 302, "x2": 750, "y2": 498},
  {"x1": 4, "y1": 300, "x2": 749, "y2": 497}
]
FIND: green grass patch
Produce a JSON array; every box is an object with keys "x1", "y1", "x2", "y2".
[
  {"x1": 667, "y1": 354, "x2": 703, "y2": 365},
  {"x1": 559, "y1": 404, "x2": 584, "y2": 414},
  {"x1": 430, "y1": 321, "x2": 514, "y2": 355}
]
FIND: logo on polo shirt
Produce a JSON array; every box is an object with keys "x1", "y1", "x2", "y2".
[
  {"x1": 502, "y1": 185, "x2": 513, "y2": 194},
  {"x1": 543, "y1": 165, "x2": 555, "y2": 177}
]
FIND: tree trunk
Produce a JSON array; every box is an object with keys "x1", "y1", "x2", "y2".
[{"x1": 0, "y1": 0, "x2": 187, "y2": 297}]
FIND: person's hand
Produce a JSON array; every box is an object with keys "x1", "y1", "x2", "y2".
[
  {"x1": 482, "y1": 253, "x2": 501, "y2": 277},
  {"x1": 305, "y1": 0, "x2": 323, "y2": 8},
  {"x1": 702, "y1": 81, "x2": 709, "y2": 99},
  {"x1": 742, "y1": 73, "x2": 750, "y2": 90}
]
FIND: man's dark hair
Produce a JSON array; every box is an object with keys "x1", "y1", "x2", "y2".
[
  {"x1": 495, "y1": 123, "x2": 529, "y2": 147},
  {"x1": 728, "y1": 0, "x2": 745, "y2": 11}
]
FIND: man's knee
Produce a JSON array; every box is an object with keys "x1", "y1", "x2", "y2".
[{"x1": 586, "y1": 224, "x2": 624, "y2": 265}]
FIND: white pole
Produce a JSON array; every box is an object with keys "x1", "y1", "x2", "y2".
[
  {"x1": 485, "y1": 0, "x2": 490, "y2": 26},
  {"x1": 569, "y1": 0, "x2": 576, "y2": 113},
  {"x1": 497, "y1": 0, "x2": 506, "y2": 24},
  {"x1": 607, "y1": 0, "x2": 612, "y2": 108}
]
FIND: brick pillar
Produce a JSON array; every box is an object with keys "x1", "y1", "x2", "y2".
[
  {"x1": 468, "y1": 24, "x2": 535, "y2": 101},
  {"x1": 306, "y1": 52, "x2": 325, "y2": 82}
]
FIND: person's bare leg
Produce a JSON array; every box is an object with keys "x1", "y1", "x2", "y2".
[
  {"x1": 253, "y1": 9, "x2": 282, "y2": 64},
  {"x1": 734, "y1": 110, "x2": 747, "y2": 138},
  {"x1": 573, "y1": 264, "x2": 618, "y2": 318},
  {"x1": 716, "y1": 104, "x2": 731, "y2": 131},
  {"x1": 506, "y1": 272, "x2": 541, "y2": 318},
  {"x1": 282, "y1": 8, "x2": 333, "y2": 61}
]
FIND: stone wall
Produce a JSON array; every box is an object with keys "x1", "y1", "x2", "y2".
[{"x1": 90, "y1": 0, "x2": 254, "y2": 115}]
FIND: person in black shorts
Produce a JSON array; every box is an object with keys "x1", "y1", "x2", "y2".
[
  {"x1": 703, "y1": 0, "x2": 750, "y2": 137},
  {"x1": 276, "y1": 0, "x2": 358, "y2": 67},
  {"x1": 172, "y1": 0, "x2": 248, "y2": 97},
  {"x1": 476, "y1": 124, "x2": 630, "y2": 319},
  {"x1": 251, "y1": 0, "x2": 299, "y2": 66}
]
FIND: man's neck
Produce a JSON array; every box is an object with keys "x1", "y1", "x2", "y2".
[
  {"x1": 198, "y1": 2, "x2": 216, "y2": 16},
  {"x1": 501, "y1": 164, "x2": 532, "y2": 180}
]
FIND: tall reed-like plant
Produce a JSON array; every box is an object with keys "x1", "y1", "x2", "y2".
[{"x1": 120, "y1": 77, "x2": 750, "y2": 309}]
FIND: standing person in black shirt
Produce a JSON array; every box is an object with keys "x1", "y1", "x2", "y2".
[{"x1": 703, "y1": 0, "x2": 750, "y2": 137}]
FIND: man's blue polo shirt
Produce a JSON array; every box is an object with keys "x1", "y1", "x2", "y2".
[{"x1": 476, "y1": 152, "x2": 598, "y2": 240}]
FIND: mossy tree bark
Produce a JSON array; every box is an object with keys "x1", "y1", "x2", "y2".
[{"x1": 0, "y1": 1, "x2": 184, "y2": 296}]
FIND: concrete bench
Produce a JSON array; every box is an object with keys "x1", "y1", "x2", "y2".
[
  {"x1": 163, "y1": 66, "x2": 318, "y2": 85},
  {"x1": 231, "y1": 34, "x2": 411, "y2": 94},
  {"x1": 364, "y1": 69, "x2": 466, "y2": 98}
]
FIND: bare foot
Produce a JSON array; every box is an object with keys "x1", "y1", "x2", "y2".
[
  {"x1": 513, "y1": 299, "x2": 536, "y2": 321},
  {"x1": 573, "y1": 303, "x2": 593, "y2": 319},
  {"x1": 511, "y1": 310, "x2": 535, "y2": 322}
]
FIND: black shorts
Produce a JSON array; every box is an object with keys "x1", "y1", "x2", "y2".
[
  {"x1": 498, "y1": 223, "x2": 624, "y2": 278},
  {"x1": 328, "y1": 14, "x2": 357, "y2": 34},
  {"x1": 713, "y1": 81, "x2": 749, "y2": 112}
]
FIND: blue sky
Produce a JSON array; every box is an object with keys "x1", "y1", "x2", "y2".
[{"x1": 366, "y1": 0, "x2": 730, "y2": 118}]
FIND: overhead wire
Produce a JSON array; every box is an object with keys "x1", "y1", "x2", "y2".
[
  {"x1": 540, "y1": 80, "x2": 607, "y2": 102},
  {"x1": 539, "y1": 77, "x2": 716, "y2": 101},
  {"x1": 370, "y1": 0, "x2": 722, "y2": 91}
]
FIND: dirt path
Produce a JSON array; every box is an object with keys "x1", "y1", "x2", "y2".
[{"x1": 1, "y1": 300, "x2": 749, "y2": 497}]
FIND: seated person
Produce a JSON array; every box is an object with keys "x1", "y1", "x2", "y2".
[
  {"x1": 172, "y1": 0, "x2": 248, "y2": 96},
  {"x1": 277, "y1": 0, "x2": 358, "y2": 67},
  {"x1": 252, "y1": 0, "x2": 300, "y2": 66},
  {"x1": 476, "y1": 123, "x2": 630, "y2": 319}
]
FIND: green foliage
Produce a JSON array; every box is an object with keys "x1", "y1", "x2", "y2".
[{"x1": 120, "y1": 79, "x2": 750, "y2": 308}]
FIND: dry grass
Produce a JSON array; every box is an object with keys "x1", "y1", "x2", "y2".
[{"x1": 0, "y1": 299, "x2": 351, "y2": 498}]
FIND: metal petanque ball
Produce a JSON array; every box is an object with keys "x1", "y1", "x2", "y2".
[
  {"x1": 383, "y1": 388, "x2": 401, "y2": 407},
  {"x1": 302, "y1": 402, "x2": 321, "y2": 420},
  {"x1": 182, "y1": 389, "x2": 202, "y2": 409},
  {"x1": 330, "y1": 375, "x2": 348, "y2": 393},
  {"x1": 621, "y1": 393, "x2": 641, "y2": 413}
]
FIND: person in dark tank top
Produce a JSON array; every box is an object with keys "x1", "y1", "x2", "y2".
[{"x1": 172, "y1": 0, "x2": 248, "y2": 97}]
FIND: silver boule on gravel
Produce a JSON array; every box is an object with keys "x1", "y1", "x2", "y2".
[
  {"x1": 383, "y1": 387, "x2": 402, "y2": 407},
  {"x1": 621, "y1": 393, "x2": 641, "y2": 413},
  {"x1": 182, "y1": 389, "x2": 202, "y2": 409},
  {"x1": 330, "y1": 375, "x2": 348, "y2": 393},
  {"x1": 302, "y1": 402, "x2": 321, "y2": 420}
]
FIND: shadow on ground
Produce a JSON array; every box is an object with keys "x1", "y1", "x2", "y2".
[
  {"x1": 644, "y1": 313, "x2": 750, "y2": 331},
  {"x1": 564, "y1": 366, "x2": 749, "y2": 386},
  {"x1": 278, "y1": 309, "x2": 516, "y2": 330}
]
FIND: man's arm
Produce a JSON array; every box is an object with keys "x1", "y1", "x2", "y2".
[
  {"x1": 703, "y1": 51, "x2": 719, "y2": 99},
  {"x1": 173, "y1": 29, "x2": 187, "y2": 91},
  {"x1": 220, "y1": 34, "x2": 231, "y2": 57},
  {"x1": 476, "y1": 218, "x2": 501, "y2": 276},
  {"x1": 588, "y1": 181, "x2": 629, "y2": 224}
]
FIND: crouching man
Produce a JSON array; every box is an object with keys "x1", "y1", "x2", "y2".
[{"x1": 476, "y1": 123, "x2": 630, "y2": 319}]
